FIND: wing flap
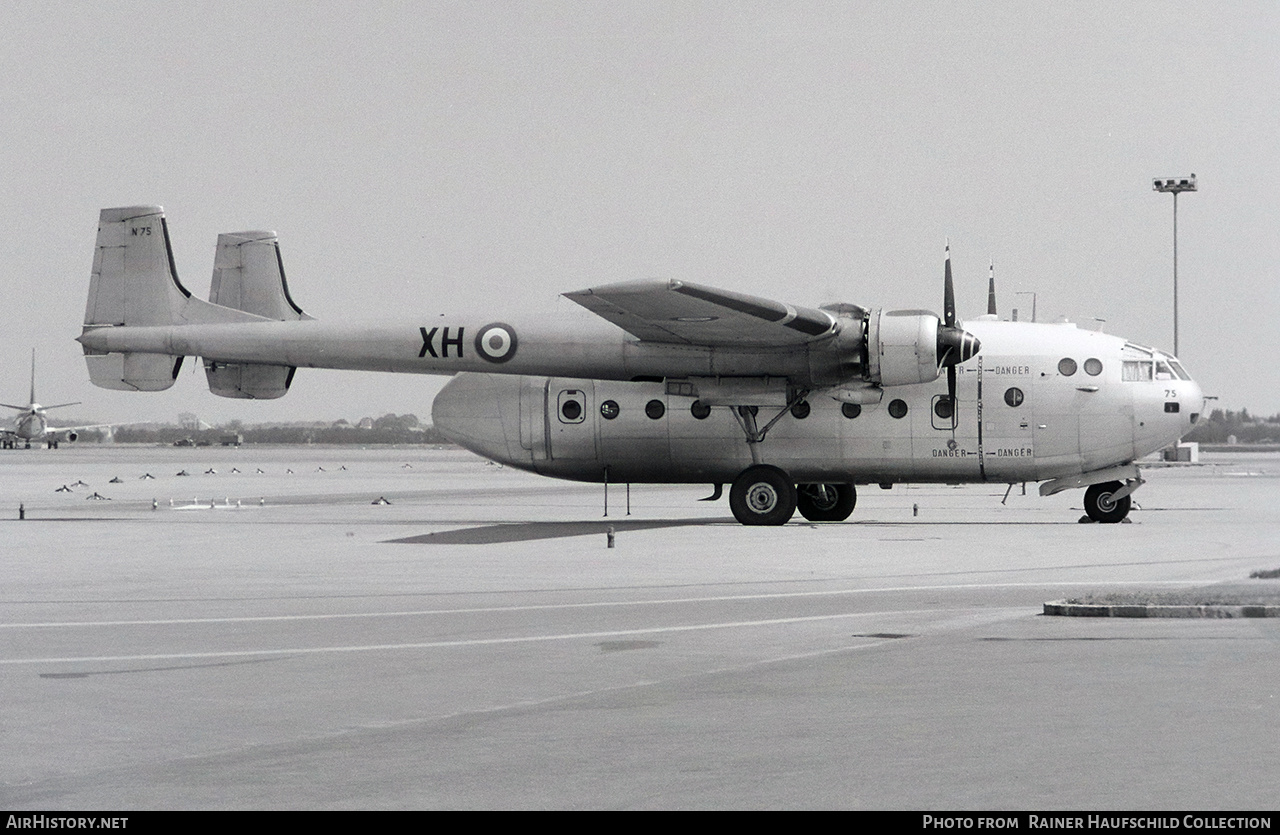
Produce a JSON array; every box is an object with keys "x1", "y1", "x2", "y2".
[{"x1": 564, "y1": 280, "x2": 835, "y2": 347}]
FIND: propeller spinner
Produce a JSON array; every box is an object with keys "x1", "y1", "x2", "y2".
[{"x1": 935, "y1": 246, "x2": 981, "y2": 423}]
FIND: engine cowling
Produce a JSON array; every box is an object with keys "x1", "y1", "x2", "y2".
[
  {"x1": 811, "y1": 307, "x2": 980, "y2": 389},
  {"x1": 868, "y1": 309, "x2": 942, "y2": 386}
]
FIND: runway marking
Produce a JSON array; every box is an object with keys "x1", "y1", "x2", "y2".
[
  {"x1": 0, "y1": 581, "x2": 1208, "y2": 632},
  {"x1": 0, "y1": 607, "x2": 961, "y2": 666},
  {"x1": 38, "y1": 657, "x2": 283, "y2": 678},
  {"x1": 0, "y1": 580, "x2": 1208, "y2": 630}
]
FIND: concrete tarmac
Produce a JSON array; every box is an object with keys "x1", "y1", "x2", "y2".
[{"x1": 2, "y1": 446, "x2": 1277, "y2": 809}]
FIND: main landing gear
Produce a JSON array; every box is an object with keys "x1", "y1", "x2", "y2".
[
  {"x1": 722, "y1": 395, "x2": 859, "y2": 525},
  {"x1": 727, "y1": 465, "x2": 857, "y2": 526}
]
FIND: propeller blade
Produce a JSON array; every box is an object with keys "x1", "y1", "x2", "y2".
[
  {"x1": 943, "y1": 243, "x2": 956, "y2": 328},
  {"x1": 947, "y1": 364, "x2": 957, "y2": 427}
]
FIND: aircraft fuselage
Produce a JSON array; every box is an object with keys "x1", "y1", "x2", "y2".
[{"x1": 432, "y1": 319, "x2": 1203, "y2": 486}]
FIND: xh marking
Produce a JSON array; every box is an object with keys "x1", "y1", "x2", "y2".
[{"x1": 419, "y1": 326, "x2": 465, "y2": 359}]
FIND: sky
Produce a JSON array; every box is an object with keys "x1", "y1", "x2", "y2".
[{"x1": 2, "y1": 1, "x2": 1277, "y2": 425}]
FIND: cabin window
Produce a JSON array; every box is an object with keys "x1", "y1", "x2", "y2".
[
  {"x1": 600, "y1": 400, "x2": 619, "y2": 420},
  {"x1": 1122, "y1": 361, "x2": 1152, "y2": 382},
  {"x1": 888, "y1": 399, "x2": 908, "y2": 419},
  {"x1": 1084, "y1": 358, "x2": 1103, "y2": 376},
  {"x1": 791, "y1": 400, "x2": 811, "y2": 419},
  {"x1": 1004, "y1": 387, "x2": 1024, "y2": 407},
  {"x1": 841, "y1": 403, "x2": 861, "y2": 419},
  {"x1": 1058, "y1": 358, "x2": 1077, "y2": 376},
  {"x1": 933, "y1": 398, "x2": 953, "y2": 420},
  {"x1": 645, "y1": 399, "x2": 666, "y2": 420},
  {"x1": 690, "y1": 400, "x2": 711, "y2": 420}
]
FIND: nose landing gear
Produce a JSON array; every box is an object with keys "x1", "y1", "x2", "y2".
[{"x1": 1083, "y1": 480, "x2": 1133, "y2": 523}]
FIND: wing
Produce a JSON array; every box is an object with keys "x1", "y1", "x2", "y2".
[{"x1": 563, "y1": 280, "x2": 836, "y2": 347}]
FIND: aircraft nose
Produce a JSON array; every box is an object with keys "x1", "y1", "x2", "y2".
[{"x1": 431, "y1": 373, "x2": 522, "y2": 464}]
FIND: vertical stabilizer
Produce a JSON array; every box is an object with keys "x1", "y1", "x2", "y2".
[
  {"x1": 85, "y1": 206, "x2": 191, "y2": 328},
  {"x1": 210, "y1": 231, "x2": 313, "y2": 321}
]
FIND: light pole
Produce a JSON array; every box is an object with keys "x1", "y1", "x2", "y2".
[{"x1": 1152, "y1": 174, "x2": 1197, "y2": 357}]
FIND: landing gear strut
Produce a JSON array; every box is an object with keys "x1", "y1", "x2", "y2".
[
  {"x1": 1083, "y1": 481, "x2": 1131, "y2": 523},
  {"x1": 729, "y1": 465, "x2": 797, "y2": 526},
  {"x1": 796, "y1": 483, "x2": 857, "y2": 522}
]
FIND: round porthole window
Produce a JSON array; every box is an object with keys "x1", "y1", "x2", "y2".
[
  {"x1": 1004, "y1": 387, "x2": 1024, "y2": 407},
  {"x1": 1084, "y1": 358, "x2": 1103, "y2": 376},
  {"x1": 690, "y1": 400, "x2": 711, "y2": 420},
  {"x1": 841, "y1": 403, "x2": 861, "y2": 419},
  {"x1": 600, "y1": 400, "x2": 619, "y2": 420},
  {"x1": 791, "y1": 400, "x2": 811, "y2": 419},
  {"x1": 888, "y1": 399, "x2": 908, "y2": 419},
  {"x1": 645, "y1": 399, "x2": 666, "y2": 420},
  {"x1": 1058, "y1": 358, "x2": 1077, "y2": 376},
  {"x1": 561, "y1": 400, "x2": 582, "y2": 421},
  {"x1": 934, "y1": 398, "x2": 953, "y2": 420}
]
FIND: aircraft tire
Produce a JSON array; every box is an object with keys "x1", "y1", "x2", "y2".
[
  {"x1": 729, "y1": 465, "x2": 797, "y2": 526},
  {"x1": 796, "y1": 483, "x2": 856, "y2": 522},
  {"x1": 1084, "y1": 481, "x2": 1130, "y2": 523}
]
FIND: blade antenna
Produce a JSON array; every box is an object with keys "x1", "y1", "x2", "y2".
[{"x1": 987, "y1": 260, "x2": 997, "y2": 316}]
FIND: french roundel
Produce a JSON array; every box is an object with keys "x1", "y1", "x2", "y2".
[{"x1": 474, "y1": 323, "x2": 518, "y2": 363}]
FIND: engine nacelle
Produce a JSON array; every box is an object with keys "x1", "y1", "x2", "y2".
[{"x1": 866, "y1": 309, "x2": 943, "y2": 387}]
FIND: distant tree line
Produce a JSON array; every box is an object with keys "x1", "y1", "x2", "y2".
[
  {"x1": 1185, "y1": 409, "x2": 1280, "y2": 445},
  {"x1": 107, "y1": 413, "x2": 450, "y2": 445}
]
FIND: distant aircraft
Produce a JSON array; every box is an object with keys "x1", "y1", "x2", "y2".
[
  {"x1": 2, "y1": 350, "x2": 102, "y2": 449},
  {"x1": 77, "y1": 206, "x2": 1205, "y2": 524}
]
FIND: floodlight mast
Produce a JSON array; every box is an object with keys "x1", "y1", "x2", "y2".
[{"x1": 1152, "y1": 174, "x2": 1197, "y2": 357}]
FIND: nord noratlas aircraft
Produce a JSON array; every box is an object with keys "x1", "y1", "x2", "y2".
[{"x1": 77, "y1": 206, "x2": 1205, "y2": 525}]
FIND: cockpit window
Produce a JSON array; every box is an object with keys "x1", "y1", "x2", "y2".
[
  {"x1": 1122, "y1": 361, "x2": 1153, "y2": 382},
  {"x1": 1155, "y1": 360, "x2": 1175, "y2": 381},
  {"x1": 1167, "y1": 359, "x2": 1191, "y2": 381}
]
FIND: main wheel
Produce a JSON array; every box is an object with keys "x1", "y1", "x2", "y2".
[
  {"x1": 796, "y1": 483, "x2": 857, "y2": 522},
  {"x1": 1084, "y1": 481, "x2": 1130, "y2": 523},
  {"x1": 729, "y1": 465, "x2": 797, "y2": 526}
]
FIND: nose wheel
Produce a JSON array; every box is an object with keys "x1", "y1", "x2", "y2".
[
  {"x1": 729, "y1": 465, "x2": 797, "y2": 526},
  {"x1": 1084, "y1": 481, "x2": 1131, "y2": 523}
]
